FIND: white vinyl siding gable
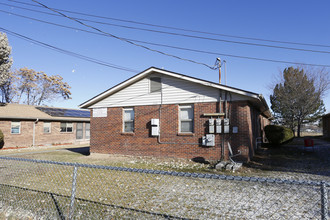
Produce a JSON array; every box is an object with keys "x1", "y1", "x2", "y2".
[{"x1": 90, "y1": 74, "x2": 254, "y2": 108}]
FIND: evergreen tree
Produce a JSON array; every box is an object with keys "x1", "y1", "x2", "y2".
[{"x1": 270, "y1": 67, "x2": 327, "y2": 137}]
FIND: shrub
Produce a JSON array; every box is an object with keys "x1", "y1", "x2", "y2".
[
  {"x1": 264, "y1": 125, "x2": 294, "y2": 146},
  {"x1": 0, "y1": 129, "x2": 4, "y2": 149}
]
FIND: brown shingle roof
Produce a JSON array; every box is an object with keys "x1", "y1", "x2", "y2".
[{"x1": 0, "y1": 103, "x2": 90, "y2": 122}]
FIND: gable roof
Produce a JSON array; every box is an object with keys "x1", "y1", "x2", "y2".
[
  {"x1": 0, "y1": 103, "x2": 90, "y2": 122},
  {"x1": 79, "y1": 67, "x2": 272, "y2": 119}
]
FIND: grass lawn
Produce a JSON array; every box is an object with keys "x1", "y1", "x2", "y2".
[
  {"x1": 0, "y1": 139, "x2": 328, "y2": 219},
  {"x1": 1, "y1": 136, "x2": 329, "y2": 181}
]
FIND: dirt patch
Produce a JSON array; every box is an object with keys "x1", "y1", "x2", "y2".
[{"x1": 246, "y1": 137, "x2": 330, "y2": 181}]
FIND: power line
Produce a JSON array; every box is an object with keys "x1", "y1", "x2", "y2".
[
  {"x1": 0, "y1": 27, "x2": 139, "y2": 73},
  {"x1": 1, "y1": 9, "x2": 330, "y2": 68},
  {"x1": 31, "y1": 0, "x2": 218, "y2": 70},
  {"x1": 5, "y1": 2, "x2": 330, "y2": 55},
  {"x1": 8, "y1": 0, "x2": 330, "y2": 49}
]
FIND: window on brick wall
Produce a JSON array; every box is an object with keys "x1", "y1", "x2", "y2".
[
  {"x1": 60, "y1": 122, "x2": 73, "y2": 133},
  {"x1": 11, "y1": 121, "x2": 21, "y2": 134},
  {"x1": 179, "y1": 105, "x2": 194, "y2": 133},
  {"x1": 150, "y1": 77, "x2": 161, "y2": 93},
  {"x1": 43, "y1": 122, "x2": 51, "y2": 133},
  {"x1": 123, "y1": 108, "x2": 134, "y2": 133},
  {"x1": 85, "y1": 123, "x2": 90, "y2": 139},
  {"x1": 76, "y1": 123, "x2": 83, "y2": 139}
]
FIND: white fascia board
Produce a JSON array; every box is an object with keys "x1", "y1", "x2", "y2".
[
  {"x1": 154, "y1": 68, "x2": 260, "y2": 99},
  {"x1": 79, "y1": 69, "x2": 153, "y2": 108}
]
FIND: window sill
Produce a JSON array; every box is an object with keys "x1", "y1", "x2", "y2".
[
  {"x1": 177, "y1": 133, "x2": 194, "y2": 136},
  {"x1": 121, "y1": 132, "x2": 135, "y2": 136}
]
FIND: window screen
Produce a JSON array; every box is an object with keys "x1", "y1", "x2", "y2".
[
  {"x1": 60, "y1": 122, "x2": 73, "y2": 133},
  {"x1": 179, "y1": 105, "x2": 194, "y2": 133},
  {"x1": 11, "y1": 121, "x2": 21, "y2": 134},
  {"x1": 150, "y1": 77, "x2": 161, "y2": 93},
  {"x1": 76, "y1": 123, "x2": 83, "y2": 139},
  {"x1": 43, "y1": 122, "x2": 51, "y2": 133},
  {"x1": 85, "y1": 123, "x2": 90, "y2": 139},
  {"x1": 123, "y1": 108, "x2": 134, "y2": 132}
]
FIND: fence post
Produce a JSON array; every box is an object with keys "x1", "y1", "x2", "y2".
[
  {"x1": 69, "y1": 166, "x2": 78, "y2": 220},
  {"x1": 321, "y1": 181, "x2": 328, "y2": 220}
]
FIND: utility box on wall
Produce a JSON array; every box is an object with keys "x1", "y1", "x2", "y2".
[
  {"x1": 224, "y1": 118, "x2": 230, "y2": 134},
  {"x1": 208, "y1": 119, "x2": 215, "y2": 133},
  {"x1": 202, "y1": 134, "x2": 215, "y2": 146},
  {"x1": 151, "y1": 119, "x2": 159, "y2": 136},
  {"x1": 216, "y1": 118, "x2": 222, "y2": 133}
]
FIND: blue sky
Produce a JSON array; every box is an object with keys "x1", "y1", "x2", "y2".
[{"x1": 1, "y1": 0, "x2": 330, "y2": 112}]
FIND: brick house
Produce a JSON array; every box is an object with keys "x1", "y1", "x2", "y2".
[
  {"x1": 323, "y1": 113, "x2": 330, "y2": 138},
  {"x1": 80, "y1": 67, "x2": 272, "y2": 162},
  {"x1": 0, "y1": 103, "x2": 90, "y2": 148}
]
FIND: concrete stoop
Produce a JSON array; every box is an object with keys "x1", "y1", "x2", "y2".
[{"x1": 215, "y1": 161, "x2": 243, "y2": 172}]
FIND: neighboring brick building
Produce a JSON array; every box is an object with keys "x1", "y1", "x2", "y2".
[
  {"x1": 80, "y1": 67, "x2": 272, "y2": 162},
  {"x1": 323, "y1": 113, "x2": 330, "y2": 138},
  {"x1": 0, "y1": 103, "x2": 90, "y2": 148}
]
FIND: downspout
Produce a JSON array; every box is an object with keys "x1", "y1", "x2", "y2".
[{"x1": 32, "y1": 118, "x2": 39, "y2": 147}]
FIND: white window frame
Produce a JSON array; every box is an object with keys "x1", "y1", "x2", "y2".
[
  {"x1": 85, "y1": 123, "x2": 90, "y2": 140},
  {"x1": 179, "y1": 105, "x2": 194, "y2": 133},
  {"x1": 43, "y1": 122, "x2": 51, "y2": 133},
  {"x1": 149, "y1": 77, "x2": 162, "y2": 93},
  {"x1": 11, "y1": 121, "x2": 21, "y2": 134},
  {"x1": 60, "y1": 122, "x2": 73, "y2": 133},
  {"x1": 123, "y1": 108, "x2": 134, "y2": 133}
]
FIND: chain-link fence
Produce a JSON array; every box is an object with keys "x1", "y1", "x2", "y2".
[{"x1": 0, "y1": 156, "x2": 328, "y2": 219}]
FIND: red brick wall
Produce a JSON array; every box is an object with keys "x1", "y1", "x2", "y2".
[
  {"x1": 0, "y1": 120, "x2": 89, "y2": 148},
  {"x1": 90, "y1": 101, "x2": 270, "y2": 162}
]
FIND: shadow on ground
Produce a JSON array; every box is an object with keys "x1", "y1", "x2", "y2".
[
  {"x1": 247, "y1": 137, "x2": 330, "y2": 178},
  {"x1": 65, "y1": 147, "x2": 90, "y2": 156}
]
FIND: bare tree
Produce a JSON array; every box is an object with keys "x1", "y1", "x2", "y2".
[
  {"x1": 270, "y1": 66, "x2": 329, "y2": 137},
  {"x1": 0, "y1": 33, "x2": 12, "y2": 87},
  {"x1": 1, "y1": 68, "x2": 71, "y2": 105}
]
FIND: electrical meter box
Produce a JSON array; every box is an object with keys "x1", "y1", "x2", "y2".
[
  {"x1": 151, "y1": 119, "x2": 159, "y2": 136},
  {"x1": 208, "y1": 119, "x2": 215, "y2": 133},
  {"x1": 202, "y1": 134, "x2": 215, "y2": 146},
  {"x1": 216, "y1": 118, "x2": 222, "y2": 133},
  {"x1": 224, "y1": 118, "x2": 230, "y2": 134}
]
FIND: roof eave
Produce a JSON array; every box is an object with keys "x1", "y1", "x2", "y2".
[{"x1": 0, "y1": 116, "x2": 90, "y2": 122}]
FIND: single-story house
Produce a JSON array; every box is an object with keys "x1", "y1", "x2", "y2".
[
  {"x1": 80, "y1": 67, "x2": 272, "y2": 162},
  {"x1": 323, "y1": 113, "x2": 330, "y2": 138},
  {"x1": 0, "y1": 103, "x2": 90, "y2": 149}
]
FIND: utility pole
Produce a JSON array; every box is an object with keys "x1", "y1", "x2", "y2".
[
  {"x1": 217, "y1": 58, "x2": 221, "y2": 84},
  {"x1": 224, "y1": 60, "x2": 227, "y2": 85}
]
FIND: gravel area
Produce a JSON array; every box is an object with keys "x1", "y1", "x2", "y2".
[{"x1": 0, "y1": 156, "x2": 328, "y2": 219}]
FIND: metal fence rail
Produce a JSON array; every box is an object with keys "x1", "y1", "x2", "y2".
[{"x1": 0, "y1": 156, "x2": 329, "y2": 219}]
